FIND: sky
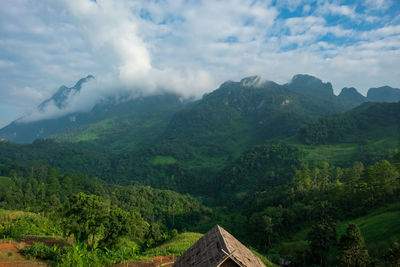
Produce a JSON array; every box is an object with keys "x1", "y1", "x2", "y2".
[{"x1": 0, "y1": 0, "x2": 400, "y2": 127}]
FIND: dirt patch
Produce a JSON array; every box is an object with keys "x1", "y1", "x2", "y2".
[
  {"x1": 114, "y1": 255, "x2": 177, "y2": 267},
  {"x1": 0, "y1": 241, "x2": 48, "y2": 267},
  {"x1": 0, "y1": 243, "x2": 19, "y2": 252},
  {"x1": 0, "y1": 241, "x2": 27, "y2": 263}
]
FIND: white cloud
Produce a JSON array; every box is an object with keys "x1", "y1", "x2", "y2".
[
  {"x1": 316, "y1": 2, "x2": 358, "y2": 19},
  {"x1": 11, "y1": 86, "x2": 46, "y2": 104},
  {"x1": 360, "y1": 25, "x2": 400, "y2": 40},
  {"x1": 281, "y1": 16, "x2": 353, "y2": 47},
  {"x1": 363, "y1": 0, "x2": 393, "y2": 11}
]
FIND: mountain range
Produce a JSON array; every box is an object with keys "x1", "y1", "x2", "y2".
[{"x1": 1, "y1": 74, "x2": 399, "y2": 145}]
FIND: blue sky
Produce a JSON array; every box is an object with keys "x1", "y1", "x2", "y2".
[{"x1": 0, "y1": 0, "x2": 400, "y2": 126}]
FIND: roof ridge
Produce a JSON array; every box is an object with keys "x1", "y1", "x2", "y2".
[{"x1": 216, "y1": 225, "x2": 229, "y2": 252}]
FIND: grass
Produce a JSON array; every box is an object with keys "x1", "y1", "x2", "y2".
[
  {"x1": 281, "y1": 136, "x2": 359, "y2": 166},
  {"x1": 337, "y1": 202, "x2": 400, "y2": 250},
  {"x1": 283, "y1": 133, "x2": 398, "y2": 167},
  {"x1": 143, "y1": 232, "x2": 202, "y2": 257},
  {"x1": 151, "y1": 156, "x2": 178, "y2": 166},
  {"x1": 302, "y1": 143, "x2": 358, "y2": 165}
]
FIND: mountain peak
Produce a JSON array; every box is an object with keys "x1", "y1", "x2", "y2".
[
  {"x1": 367, "y1": 86, "x2": 400, "y2": 102},
  {"x1": 74, "y1": 75, "x2": 95, "y2": 89},
  {"x1": 338, "y1": 87, "x2": 366, "y2": 104},
  {"x1": 287, "y1": 74, "x2": 334, "y2": 98},
  {"x1": 240, "y1": 76, "x2": 261, "y2": 87},
  {"x1": 39, "y1": 75, "x2": 95, "y2": 110}
]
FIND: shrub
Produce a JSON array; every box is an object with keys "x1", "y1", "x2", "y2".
[{"x1": 22, "y1": 242, "x2": 58, "y2": 261}]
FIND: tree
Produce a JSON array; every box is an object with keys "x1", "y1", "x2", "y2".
[
  {"x1": 99, "y1": 206, "x2": 132, "y2": 249},
  {"x1": 307, "y1": 201, "x2": 337, "y2": 266},
  {"x1": 338, "y1": 224, "x2": 369, "y2": 267},
  {"x1": 63, "y1": 193, "x2": 135, "y2": 249},
  {"x1": 63, "y1": 193, "x2": 107, "y2": 245},
  {"x1": 307, "y1": 220, "x2": 337, "y2": 266},
  {"x1": 382, "y1": 240, "x2": 400, "y2": 266}
]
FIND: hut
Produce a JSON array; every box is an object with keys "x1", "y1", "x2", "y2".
[{"x1": 173, "y1": 225, "x2": 266, "y2": 267}]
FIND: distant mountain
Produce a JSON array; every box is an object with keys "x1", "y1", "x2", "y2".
[
  {"x1": 0, "y1": 75, "x2": 95, "y2": 143},
  {"x1": 39, "y1": 75, "x2": 94, "y2": 110},
  {"x1": 0, "y1": 75, "x2": 185, "y2": 145},
  {"x1": 285, "y1": 74, "x2": 334, "y2": 99},
  {"x1": 367, "y1": 86, "x2": 400, "y2": 102},
  {"x1": 338, "y1": 87, "x2": 367, "y2": 105},
  {"x1": 1, "y1": 73, "x2": 397, "y2": 148}
]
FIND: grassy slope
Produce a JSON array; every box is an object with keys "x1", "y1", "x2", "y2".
[
  {"x1": 275, "y1": 202, "x2": 400, "y2": 259},
  {"x1": 337, "y1": 202, "x2": 400, "y2": 252},
  {"x1": 282, "y1": 132, "x2": 398, "y2": 166},
  {"x1": 54, "y1": 115, "x2": 170, "y2": 153},
  {"x1": 143, "y1": 232, "x2": 202, "y2": 257}
]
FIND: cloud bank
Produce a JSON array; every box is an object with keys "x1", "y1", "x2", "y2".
[{"x1": 0, "y1": 0, "x2": 400, "y2": 124}]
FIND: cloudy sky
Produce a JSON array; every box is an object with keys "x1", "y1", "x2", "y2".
[{"x1": 0, "y1": 0, "x2": 399, "y2": 127}]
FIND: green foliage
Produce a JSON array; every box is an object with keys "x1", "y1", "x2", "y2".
[
  {"x1": 100, "y1": 206, "x2": 135, "y2": 249},
  {"x1": 0, "y1": 211, "x2": 58, "y2": 239},
  {"x1": 63, "y1": 193, "x2": 142, "y2": 249},
  {"x1": 306, "y1": 210, "x2": 337, "y2": 266},
  {"x1": 20, "y1": 234, "x2": 140, "y2": 266},
  {"x1": 0, "y1": 163, "x2": 211, "y2": 234},
  {"x1": 0, "y1": 176, "x2": 12, "y2": 187},
  {"x1": 338, "y1": 224, "x2": 369, "y2": 267},
  {"x1": 216, "y1": 143, "x2": 303, "y2": 205},
  {"x1": 381, "y1": 240, "x2": 400, "y2": 266},
  {"x1": 22, "y1": 242, "x2": 58, "y2": 261},
  {"x1": 63, "y1": 193, "x2": 108, "y2": 244}
]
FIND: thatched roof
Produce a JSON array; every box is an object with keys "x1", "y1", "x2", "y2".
[{"x1": 173, "y1": 225, "x2": 266, "y2": 267}]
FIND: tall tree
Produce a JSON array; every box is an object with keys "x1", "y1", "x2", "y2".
[
  {"x1": 307, "y1": 220, "x2": 337, "y2": 266},
  {"x1": 307, "y1": 201, "x2": 337, "y2": 266},
  {"x1": 338, "y1": 223, "x2": 369, "y2": 267}
]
